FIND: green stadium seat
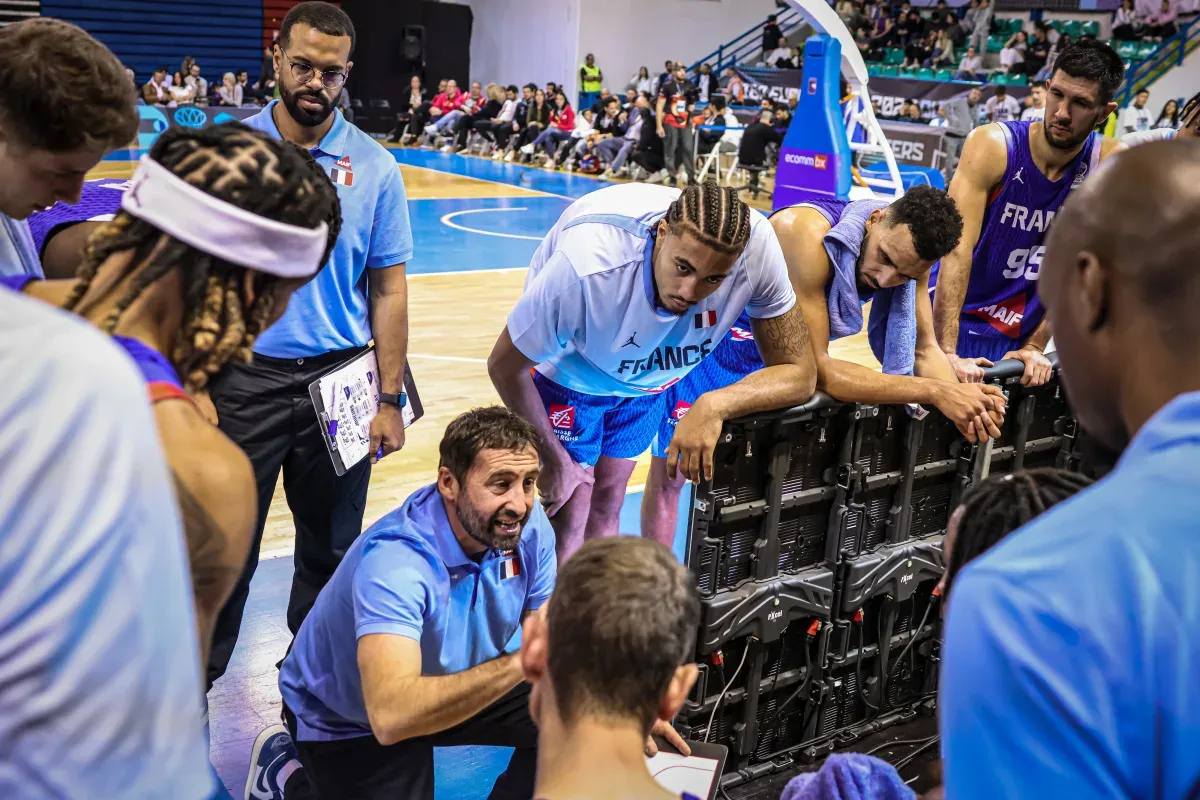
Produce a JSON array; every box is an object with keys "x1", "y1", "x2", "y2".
[
  {"x1": 917, "y1": 67, "x2": 935, "y2": 80},
  {"x1": 900, "y1": 65, "x2": 919, "y2": 77},
  {"x1": 1007, "y1": 72, "x2": 1028, "y2": 85},
  {"x1": 1060, "y1": 20, "x2": 1081, "y2": 39},
  {"x1": 935, "y1": 68, "x2": 954, "y2": 81},
  {"x1": 1117, "y1": 41, "x2": 1140, "y2": 59},
  {"x1": 986, "y1": 34, "x2": 1005, "y2": 53},
  {"x1": 1080, "y1": 20, "x2": 1099, "y2": 37},
  {"x1": 1006, "y1": 18, "x2": 1024, "y2": 34},
  {"x1": 1136, "y1": 42, "x2": 1158, "y2": 59},
  {"x1": 886, "y1": 48, "x2": 906, "y2": 65},
  {"x1": 882, "y1": 65, "x2": 900, "y2": 77},
  {"x1": 867, "y1": 63, "x2": 883, "y2": 76}
]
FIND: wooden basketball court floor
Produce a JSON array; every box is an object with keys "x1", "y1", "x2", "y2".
[{"x1": 90, "y1": 146, "x2": 877, "y2": 796}]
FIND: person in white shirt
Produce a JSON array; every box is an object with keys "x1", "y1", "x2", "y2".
[
  {"x1": 0, "y1": 288, "x2": 215, "y2": 799},
  {"x1": 985, "y1": 85, "x2": 1022, "y2": 122},
  {"x1": 999, "y1": 32, "x2": 1026, "y2": 73},
  {"x1": 597, "y1": 95, "x2": 649, "y2": 177},
  {"x1": 766, "y1": 36, "x2": 793, "y2": 67},
  {"x1": 1021, "y1": 81, "x2": 1047, "y2": 121},
  {"x1": 551, "y1": 107, "x2": 596, "y2": 169},
  {"x1": 956, "y1": 46, "x2": 985, "y2": 80},
  {"x1": 1120, "y1": 90, "x2": 1198, "y2": 146},
  {"x1": 1120, "y1": 88, "x2": 1154, "y2": 135},
  {"x1": 488, "y1": 182, "x2": 816, "y2": 561},
  {"x1": 632, "y1": 66, "x2": 655, "y2": 96},
  {"x1": 930, "y1": 102, "x2": 951, "y2": 127}
]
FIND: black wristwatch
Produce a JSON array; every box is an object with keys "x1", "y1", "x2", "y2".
[{"x1": 379, "y1": 391, "x2": 407, "y2": 408}]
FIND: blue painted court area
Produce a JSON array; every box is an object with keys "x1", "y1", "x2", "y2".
[
  {"x1": 405, "y1": 195, "x2": 569, "y2": 274},
  {"x1": 390, "y1": 148, "x2": 606, "y2": 201}
]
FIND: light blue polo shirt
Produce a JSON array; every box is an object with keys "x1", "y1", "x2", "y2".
[
  {"x1": 241, "y1": 101, "x2": 414, "y2": 359},
  {"x1": 279, "y1": 482, "x2": 557, "y2": 742},
  {"x1": 941, "y1": 390, "x2": 1200, "y2": 799}
]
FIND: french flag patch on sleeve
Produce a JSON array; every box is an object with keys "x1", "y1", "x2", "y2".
[
  {"x1": 694, "y1": 309, "x2": 717, "y2": 329},
  {"x1": 330, "y1": 155, "x2": 354, "y2": 186},
  {"x1": 499, "y1": 553, "x2": 521, "y2": 580}
]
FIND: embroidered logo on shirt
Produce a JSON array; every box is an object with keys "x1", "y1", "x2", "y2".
[
  {"x1": 694, "y1": 310, "x2": 717, "y2": 329},
  {"x1": 970, "y1": 293, "x2": 1026, "y2": 337},
  {"x1": 622, "y1": 333, "x2": 640, "y2": 349},
  {"x1": 331, "y1": 155, "x2": 354, "y2": 187},
  {"x1": 730, "y1": 326, "x2": 754, "y2": 342},
  {"x1": 549, "y1": 404, "x2": 576, "y2": 430},
  {"x1": 1013, "y1": 168, "x2": 1024, "y2": 184},
  {"x1": 499, "y1": 553, "x2": 521, "y2": 580},
  {"x1": 671, "y1": 401, "x2": 692, "y2": 422}
]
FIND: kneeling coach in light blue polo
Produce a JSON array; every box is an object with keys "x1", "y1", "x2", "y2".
[{"x1": 255, "y1": 407, "x2": 556, "y2": 800}]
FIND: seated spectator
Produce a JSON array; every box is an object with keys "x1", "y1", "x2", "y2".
[
  {"x1": 941, "y1": 140, "x2": 1200, "y2": 799},
  {"x1": 930, "y1": 102, "x2": 950, "y2": 127},
  {"x1": 588, "y1": 87, "x2": 612, "y2": 116},
  {"x1": 836, "y1": 0, "x2": 857, "y2": 23},
  {"x1": 390, "y1": 75, "x2": 429, "y2": 143},
  {"x1": 736, "y1": 110, "x2": 784, "y2": 194},
  {"x1": 552, "y1": 107, "x2": 596, "y2": 169},
  {"x1": 477, "y1": 84, "x2": 520, "y2": 158},
  {"x1": 766, "y1": 36, "x2": 792, "y2": 67},
  {"x1": 448, "y1": 82, "x2": 504, "y2": 153},
  {"x1": 999, "y1": 31, "x2": 1026, "y2": 73},
  {"x1": 421, "y1": 79, "x2": 466, "y2": 144},
  {"x1": 184, "y1": 62, "x2": 207, "y2": 103},
  {"x1": 1120, "y1": 87, "x2": 1153, "y2": 135},
  {"x1": 142, "y1": 64, "x2": 169, "y2": 106},
  {"x1": 237, "y1": 69, "x2": 260, "y2": 103},
  {"x1": 522, "y1": 538, "x2": 699, "y2": 800},
  {"x1": 495, "y1": 83, "x2": 535, "y2": 158},
  {"x1": 522, "y1": 90, "x2": 575, "y2": 163},
  {"x1": 869, "y1": 8, "x2": 896, "y2": 58},
  {"x1": 596, "y1": 94, "x2": 649, "y2": 177},
  {"x1": 1025, "y1": 24, "x2": 1052, "y2": 77},
  {"x1": 927, "y1": 28, "x2": 956, "y2": 68},
  {"x1": 906, "y1": 100, "x2": 926, "y2": 122},
  {"x1": 1147, "y1": 0, "x2": 1177, "y2": 39},
  {"x1": 631, "y1": 65, "x2": 656, "y2": 96},
  {"x1": 256, "y1": 407, "x2": 555, "y2": 800},
  {"x1": 168, "y1": 70, "x2": 195, "y2": 105},
  {"x1": 955, "y1": 45, "x2": 984, "y2": 80},
  {"x1": 696, "y1": 95, "x2": 742, "y2": 161},
  {"x1": 906, "y1": 29, "x2": 937, "y2": 67},
  {"x1": 627, "y1": 107, "x2": 665, "y2": 180},
  {"x1": 216, "y1": 71, "x2": 242, "y2": 106},
  {"x1": 508, "y1": 87, "x2": 550, "y2": 162},
  {"x1": 1154, "y1": 97, "x2": 1180, "y2": 129},
  {"x1": 985, "y1": 85, "x2": 1021, "y2": 122},
  {"x1": 722, "y1": 68, "x2": 745, "y2": 105},
  {"x1": 1112, "y1": 0, "x2": 1143, "y2": 40}
]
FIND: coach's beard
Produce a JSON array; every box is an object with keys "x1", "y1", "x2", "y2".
[{"x1": 282, "y1": 84, "x2": 336, "y2": 127}]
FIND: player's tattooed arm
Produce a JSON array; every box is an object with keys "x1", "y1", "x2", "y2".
[
  {"x1": 760, "y1": 303, "x2": 811, "y2": 361},
  {"x1": 172, "y1": 471, "x2": 242, "y2": 605}
]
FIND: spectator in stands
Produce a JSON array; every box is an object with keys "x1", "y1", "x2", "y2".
[
  {"x1": 553, "y1": 107, "x2": 596, "y2": 169},
  {"x1": 1154, "y1": 98, "x2": 1180, "y2": 129},
  {"x1": 389, "y1": 75, "x2": 427, "y2": 143},
  {"x1": 696, "y1": 95, "x2": 740, "y2": 159},
  {"x1": 587, "y1": 88, "x2": 611, "y2": 116},
  {"x1": 907, "y1": 29, "x2": 937, "y2": 68},
  {"x1": 956, "y1": 45, "x2": 984, "y2": 80},
  {"x1": 928, "y1": 0, "x2": 953, "y2": 32},
  {"x1": 579, "y1": 53, "x2": 603, "y2": 112},
  {"x1": 597, "y1": 94, "x2": 648, "y2": 178},
  {"x1": 999, "y1": 31, "x2": 1027, "y2": 73},
  {"x1": 522, "y1": 538, "x2": 698, "y2": 800},
  {"x1": 766, "y1": 36, "x2": 793, "y2": 67},
  {"x1": 473, "y1": 84, "x2": 519, "y2": 157},
  {"x1": 657, "y1": 60, "x2": 674, "y2": 94},
  {"x1": 930, "y1": 102, "x2": 951, "y2": 127},
  {"x1": 939, "y1": 469, "x2": 1093, "y2": 603},
  {"x1": 497, "y1": 84, "x2": 535, "y2": 160},
  {"x1": 942, "y1": 137, "x2": 1200, "y2": 800},
  {"x1": 1120, "y1": 87, "x2": 1153, "y2": 134},
  {"x1": 143, "y1": 65, "x2": 169, "y2": 106},
  {"x1": 449, "y1": 82, "x2": 503, "y2": 153},
  {"x1": 655, "y1": 62, "x2": 699, "y2": 187},
  {"x1": 522, "y1": 90, "x2": 574, "y2": 163},
  {"x1": 168, "y1": 70, "x2": 195, "y2": 106},
  {"x1": 986, "y1": 85, "x2": 1022, "y2": 122},
  {"x1": 763, "y1": 14, "x2": 784, "y2": 54},
  {"x1": 945, "y1": 8, "x2": 968, "y2": 49},
  {"x1": 181, "y1": 55, "x2": 195, "y2": 80},
  {"x1": 216, "y1": 71, "x2": 242, "y2": 106},
  {"x1": 928, "y1": 28, "x2": 956, "y2": 68},
  {"x1": 869, "y1": 8, "x2": 896, "y2": 59},
  {"x1": 1113, "y1": 0, "x2": 1144, "y2": 40},
  {"x1": 895, "y1": 4, "x2": 918, "y2": 46},
  {"x1": 1021, "y1": 80, "x2": 1047, "y2": 121},
  {"x1": 1147, "y1": 0, "x2": 1177, "y2": 39},
  {"x1": 941, "y1": 87, "x2": 983, "y2": 176},
  {"x1": 237, "y1": 70, "x2": 260, "y2": 103},
  {"x1": 724, "y1": 67, "x2": 745, "y2": 105},
  {"x1": 422, "y1": 78, "x2": 466, "y2": 144},
  {"x1": 906, "y1": 101, "x2": 926, "y2": 122},
  {"x1": 258, "y1": 45, "x2": 275, "y2": 94},
  {"x1": 185, "y1": 63, "x2": 207, "y2": 103},
  {"x1": 627, "y1": 105, "x2": 665, "y2": 181},
  {"x1": 632, "y1": 66, "x2": 655, "y2": 96},
  {"x1": 696, "y1": 62, "x2": 716, "y2": 103},
  {"x1": 737, "y1": 110, "x2": 784, "y2": 195},
  {"x1": 1026, "y1": 24, "x2": 1053, "y2": 78},
  {"x1": 836, "y1": 0, "x2": 857, "y2": 24},
  {"x1": 968, "y1": 0, "x2": 993, "y2": 56},
  {"x1": 508, "y1": 87, "x2": 549, "y2": 162}
]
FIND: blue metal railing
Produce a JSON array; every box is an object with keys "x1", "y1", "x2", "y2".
[
  {"x1": 1113, "y1": 15, "x2": 1200, "y2": 107},
  {"x1": 687, "y1": 7, "x2": 809, "y2": 76}
]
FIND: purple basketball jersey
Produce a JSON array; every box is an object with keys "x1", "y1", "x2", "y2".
[
  {"x1": 934, "y1": 121, "x2": 1100, "y2": 357},
  {"x1": 28, "y1": 177, "x2": 127, "y2": 257}
]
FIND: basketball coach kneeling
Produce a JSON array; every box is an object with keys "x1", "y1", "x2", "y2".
[{"x1": 253, "y1": 407, "x2": 555, "y2": 800}]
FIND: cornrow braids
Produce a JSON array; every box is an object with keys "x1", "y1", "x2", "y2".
[
  {"x1": 63, "y1": 123, "x2": 341, "y2": 393},
  {"x1": 942, "y1": 467, "x2": 1093, "y2": 599},
  {"x1": 666, "y1": 180, "x2": 752, "y2": 255}
]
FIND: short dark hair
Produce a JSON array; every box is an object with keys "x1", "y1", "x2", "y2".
[
  {"x1": 438, "y1": 407, "x2": 541, "y2": 484},
  {"x1": 548, "y1": 537, "x2": 700, "y2": 729},
  {"x1": 887, "y1": 185, "x2": 963, "y2": 262},
  {"x1": 280, "y1": 1, "x2": 356, "y2": 58},
  {"x1": 155, "y1": 65, "x2": 169, "y2": 75},
  {"x1": 943, "y1": 469, "x2": 1092, "y2": 598},
  {"x1": 506, "y1": 84, "x2": 519, "y2": 94},
  {"x1": 0, "y1": 19, "x2": 138, "y2": 153},
  {"x1": 1136, "y1": 87, "x2": 1150, "y2": 96},
  {"x1": 603, "y1": 95, "x2": 619, "y2": 107},
  {"x1": 523, "y1": 82, "x2": 537, "y2": 92},
  {"x1": 710, "y1": 95, "x2": 727, "y2": 111},
  {"x1": 995, "y1": 85, "x2": 1007, "y2": 95},
  {"x1": 1052, "y1": 40, "x2": 1125, "y2": 105}
]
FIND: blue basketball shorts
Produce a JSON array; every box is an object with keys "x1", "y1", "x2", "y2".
[
  {"x1": 956, "y1": 321, "x2": 1021, "y2": 363},
  {"x1": 651, "y1": 331, "x2": 763, "y2": 459},
  {"x1": 532, "y1": 371, "x2": 667, "y2": 467}
]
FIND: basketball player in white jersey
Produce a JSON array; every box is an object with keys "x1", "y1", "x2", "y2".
[{"x1": 489, "y1": 181, "x2": 816, "y2": 560}]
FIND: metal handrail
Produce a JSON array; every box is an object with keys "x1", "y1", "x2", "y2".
[
  {"x1": 1113, "y1": 15, "x2": 1200, "y2": 107},
  {"x1": 688, "y1": 7, "x2": 809, "y2": 76}
]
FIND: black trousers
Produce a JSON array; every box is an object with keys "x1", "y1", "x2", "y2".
[
  {"x1": 283, "y1": 684, "x2": 537, "y2": 800},
  {"x1": 206, "y1": 347, "x2": 372, "y2": 688}
]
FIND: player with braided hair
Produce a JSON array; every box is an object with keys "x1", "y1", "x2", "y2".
[
  {"x1": 2, "y1": 122, "x2": 341, "y2": 667},
  {"x1": 939, "y1": 468, "x2": 1092, "y2": 600},
  {"x1": 491, "y1": 180, "x2": 815, "y2": 561}
]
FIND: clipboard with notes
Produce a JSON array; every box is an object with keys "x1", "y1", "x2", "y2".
[{"x1": 308, "y1": 347, "x2": 424, "y2": 476}]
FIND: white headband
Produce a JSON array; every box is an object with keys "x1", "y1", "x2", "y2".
[{"x1": 120, "y1": 155, "x2": 330, "y2": 279}]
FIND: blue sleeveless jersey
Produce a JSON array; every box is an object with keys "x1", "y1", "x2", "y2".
[
  {"x1": 28, "y1": 178, "x2": 127, "y2": 256},
  {"x1": 933, "y1": 121, "x2": 1100, "y2": 357}
]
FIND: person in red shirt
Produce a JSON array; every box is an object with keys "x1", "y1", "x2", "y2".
[
  {"x1": 523, "y1": 90, "x2": 576, "y2": 162},
  {"x1": 423, "y1": 79, "x2": 467, "y2": 142},
  {"x1": 655, "y1": 63, "x2": 699, "y2": 185}
]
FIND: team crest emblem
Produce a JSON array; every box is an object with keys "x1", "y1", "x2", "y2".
[{"x1": 548, "y1": 405, "x2": 575, "y2": 430}]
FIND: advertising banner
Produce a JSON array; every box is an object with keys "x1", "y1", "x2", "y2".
[{"x1": 137, "y1": 105, "x2": 261, "y2": 148}]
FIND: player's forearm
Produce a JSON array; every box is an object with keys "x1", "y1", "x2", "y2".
[
  {"x1": 369, "y1": 276, "x2": 409, "y2": 394},
  {"x1": 818, "y1": 357, "x2": 945, "y2": 406},
  {"x1": 914, "y1": 342, "x2": 959, "y2": 383},
  {"x1": 933, "y1": 253, "x2": 970, "y2": 354},
  {"x1": 701, "y1": 363, "x2": 816, "y2": 421},
  {"x1": 370, "y1": 654, "x2": 523, "y2": 745},
  {"x1": 488, "y1": 339, "x2": 566, "y2": 465},
  {"x1": 1021, "y1": 318, "x2": 1051, "y2": 351}
]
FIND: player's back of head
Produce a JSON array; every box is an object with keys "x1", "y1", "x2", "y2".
[
  {"x1": 547, "y1": 537, "x2": 700, "y2": 730},
  {"x1": 61, "y1": 123, "x2": 342, "y2": 392}
]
